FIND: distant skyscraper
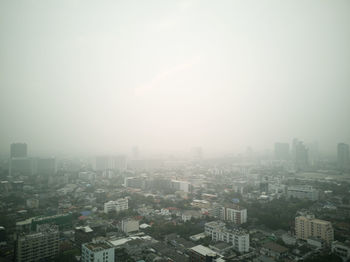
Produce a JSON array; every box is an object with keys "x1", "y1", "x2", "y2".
[
  {"x1": 306, "y1": 141, "x2": 319, "y2": 166},
  {"x1": 274, "y1": 143, "x2": 289, "y2": 160},
  {"x1": 9, "y1": 143, "x2": 32, "y2": 176},
  {"x1": 337, "y1": 143, "x2": 349, "y2": 169},
  {"x1": 295, "y1": 141, "x2": 308, "y2": 170},
  {"x1": 132, "y1": 146, "x2": 139, "y2": 159},
  {"x1": 10, "y1": 143, "x2": 27, "y2": 158}
]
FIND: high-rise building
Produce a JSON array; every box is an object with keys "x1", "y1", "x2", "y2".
[
  {"x1": 9, "y1": 143, "x2": 33, "y2": 176},
  {"x1": 295, "y1": 215, "x2": 334, "y2": 245},
  {"x1": 10, "y1": 143, "x2": 27, "y2": 158},
  {"x1": 337, "y1": 143, "x2": 349, "y2": 169},
  {"x1": 295, "y1": 141, "x2": 308, "y2": 170},
  {"x1": 274, "y1": 143, "x2": 290, "y2": 160},
  {"x1": 81, "y1": 241, "x2": 114, "y2": 262},
  {"x1": 306, "y1": 141, "x2": 319, "y2": 166},
  {"x1": 16, "y1": 225, "x2": 59, "y2": 262}
]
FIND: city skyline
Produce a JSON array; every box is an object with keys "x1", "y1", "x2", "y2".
[{"x1": 1, "y1": 0, "x2": 350, "y2": 156}]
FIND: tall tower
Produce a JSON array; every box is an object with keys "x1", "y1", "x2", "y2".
[
  {"x1": 337, "y1": 143, "x2": 349, "y2": 169},
  {"x1": 295, "y1": 141, "x2": 308, "y2": 170}
]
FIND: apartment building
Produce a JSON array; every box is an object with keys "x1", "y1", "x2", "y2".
[
  {"x1": 205, "y1": 221, "x2": 250, "y2": 253},
  {"x1": 16, "y1": 225, "x2": 59, "y2": 262},
  {"x1": 103, "y1": 198, "x2": 128, "y2": 214},
  {"x1": 295, "y1": 215, "x2": 334, "y2": 245}
]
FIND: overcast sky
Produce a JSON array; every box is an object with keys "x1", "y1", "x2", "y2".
[{"x1": 1, "y1": 0, "x2": 350, "y2": 156}]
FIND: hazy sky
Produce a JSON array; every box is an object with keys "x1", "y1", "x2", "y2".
[{"x1": 1, "y1": 0, "x2": 350, "y2": 156}]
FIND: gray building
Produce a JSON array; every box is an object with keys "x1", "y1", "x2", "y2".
[
  {"x1": 16, "y1": 225, "x2": 59, "y2": 262},
  {"x1": 287, "y1": 185, "x2": 318, "y2": 201},
  {"x1": 337, "y1": 143, "x2": 349, "y2": 169},
  {"x1": 295, "y1": 141, "x2": 308, "y2": 170},
  {"x1": 10, "y1": 143, "x2": 27, "y2": 158}
]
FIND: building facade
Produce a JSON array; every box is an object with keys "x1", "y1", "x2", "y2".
[
  {"x1": 121, "y1": 218, "x2": 139, "y2": 234},
  {"x1": 81, "y1": 241, "x2": 114, "y2": 262},
  {"x1": 295, "y1": 216, "x2": 334, "y2": 245},
  {"x1": 337, "y1": 143, "x2": 349, "y2": 169},
  {"x1": 104, "y1": 198, "x2": 128, "y2": 214},
  {"x1": 16, "y1": 225, "x2": 59, "y2": 262},
  {"x1": 287, "y1": 186, "x2": 319, "y2": 201},
  {"x1": 205, "y1": 221, "x2": 250, "y2": 253}
]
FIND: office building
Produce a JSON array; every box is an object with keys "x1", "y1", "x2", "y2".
[
  {"x1": 9, "y1": 158, "x2": 33, "y2": 176},
  {"x1": 10, "y1": 143, "x2": 27, "y2": 158},
  {"x1": 16, "y1": 225, "x2": 59, "y2": 262},
  {"x1": 295, "y1": 141, "x2": 308, "y2": 169},
  {"x1": 205, "y1": 221, "x2": 250, "y2": 253},
  {"x1": 81, "y1": 241, "x2": 114, "y2": 262},
  {"x1": 104, "y1": 198, "x2": 128, "y2": 214},
  {"x1": 337, "y1": 143, "x2": 349, "y2": 169},
  {"x1": 274, "y1": 142, "x2": 289, "y2": 160},
  {"x1": 287, "y1": 185, "x2": 319, "y2": 201},
  {"x1": 295, "y1": 215, "x2": 334, "y2": 245}
]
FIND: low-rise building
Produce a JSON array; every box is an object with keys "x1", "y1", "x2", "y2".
[
  {"x1": 332, "y1": 241, "x2": 350, "y2": 262},
  {"x1": 104, "y1": 198, "x2": 128, "y2": 214},
  {"x1": 287, "y1": 186, "x2": 319, "y2": 201},
  {"x1": 205, "y1": 221, "x2": 249, "y2": 253},
  {"x1": 189, "y1": 245, "x2": 221, "y2": 262},
  {"x1": 260, "y1": 242, "x2": 288, "y2": 259},
  {"x1": 121, "y1": 218, "x2": 139, "y2": 235}
]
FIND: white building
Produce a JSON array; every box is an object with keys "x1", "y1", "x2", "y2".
[
  {"x1": 104, "y1": 198, "x2": 128, "y2": 214},
  {"x1": 205, "y1": 221, "x2": 250, "y2": 253},
  {"x1": 171, "y1": 180, "x2": 191, "y2": 193},
  {"x1": 121, "y1": 219, "x2": 139, "y2": 234},
  {"x1": 211, "y1": 204, "x2": 247, "y2": 224},
  {"x1": 287, "y1": 186, "x2": 319, "y2": 201},
  {"x1": 81, "y1": 241, "x2": 114, "y2": 262},
  {"x1": 332, "y1": 241, "x2": 350, "y2": 262}
]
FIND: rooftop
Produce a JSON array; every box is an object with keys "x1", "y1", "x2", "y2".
[
  {"x1": 190, "y1": 245, "x2": 218, "y2": 256},
  {"x1": 261, "y1": 242, "x2": 288, "y2": 253},
  {"x1": 84, "y1": 242, "x2": 112, "y2": 252}
]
